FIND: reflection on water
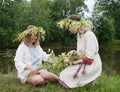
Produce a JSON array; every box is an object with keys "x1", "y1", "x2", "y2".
[
  {"x1": 99, "y1": 47, "x2": 120, "y2": 75},
  {"x1": 0, "y1": 46, "x2": 120, "y2": 75}
]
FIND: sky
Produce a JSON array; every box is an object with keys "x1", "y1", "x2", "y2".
[{"x1": 84, "y1": 0, "x2": 95, "y2": 17}]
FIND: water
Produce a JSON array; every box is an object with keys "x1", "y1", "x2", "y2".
[
  {"x1": 99, "y1": 46, "x2": 120, "y2": 75},
  {"x1": 0, "y1": 46, "x2": 120, "y2": 75}
]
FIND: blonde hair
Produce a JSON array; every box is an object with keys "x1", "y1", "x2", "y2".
[
  {"x1": 57, "y1": 17, "x2": 92, "y2": 35},
  {"x1": 23, "y1": 25, "x2": 40, "y2": 46},
  {"x1": 78, "y1": 20, "x2": 92, "y2": 35},
  {"x1": 18, "y1": 25, "x2": 45, "y2": 46}
]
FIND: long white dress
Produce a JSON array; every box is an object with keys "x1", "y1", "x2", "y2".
[{"x1": 59, "y1": 31, "x2": 102, "y2": 88}]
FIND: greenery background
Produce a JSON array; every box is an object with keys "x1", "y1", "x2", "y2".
[
  {"x1": 0, "y1": 0, "x2": 120, "y2": 49},
  {"x1": 0, "y1": 0, "x2": 120, "y2": 92}
]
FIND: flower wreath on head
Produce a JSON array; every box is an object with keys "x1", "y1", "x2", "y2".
[
  {"x1": 57, "y1": 18, "x2": 81, "y2": 29},
  {"x1": 17, "y1": 25, "x2": 45, "y2": 42},
  {"x1": 57, "y1": 18, "x2": 92, "y2": 35},
  {"x1": 80, "y1": 20, "x2": 92, "y2": 29}
]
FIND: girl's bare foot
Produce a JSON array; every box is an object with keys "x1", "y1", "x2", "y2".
[{"x1": 92, "y1": 78, "x2": 98, "y2": 86}]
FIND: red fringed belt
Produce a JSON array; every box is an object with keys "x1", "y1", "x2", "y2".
[{"x1": 73, "y1": 57, "x2": 93, "y2": 79}]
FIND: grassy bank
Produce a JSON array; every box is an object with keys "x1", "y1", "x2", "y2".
[
  {"x1": 0, "y1": 71, "x2": 120, "y2": 92},
  {"x1": 0, "y1": 40, "x2": 120, "y2": 92},
  {"x1": 101, "y1": 40, "x2": 120, "y2": 47}
]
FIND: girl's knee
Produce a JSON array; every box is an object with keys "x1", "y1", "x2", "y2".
[
  {"x1": 27, "y1": 75, "x2": 46, "y2": 85},
  {"x1": 34, "y1": 76, "x2": 46, "y2": 85}
]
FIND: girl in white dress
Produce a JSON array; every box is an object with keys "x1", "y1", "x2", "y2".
[
  {"x1": 59, "y1": 15, "x2": 102, "y2": 88},
  {"x1": 14, "y1": 25, "x2": 62, "y2": 87}
]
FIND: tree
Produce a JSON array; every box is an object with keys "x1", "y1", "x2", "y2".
[
  {"x1": 0, "y1": 0, "x2": 89, "y2": 48},
  {"x1": 47, "y1": 0, "x2": 87, "y2": 45},
  {"x1": 93, "y1": 15, "x2": 115, "y2": 43},
  {"x1": 0, "y1": 0, "x2": 29, "y2": 48},
  {"x1": 93, "y1": 0, "x2": 120, "y2": 39}
]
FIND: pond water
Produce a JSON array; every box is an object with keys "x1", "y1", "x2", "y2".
[{"x1": 0, "y1": 46, "x2": 120, "y2": 75}]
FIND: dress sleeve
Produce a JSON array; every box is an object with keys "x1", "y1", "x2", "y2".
[
  {"x1": 84, "y1": 32, "x2": 98, "y2": 60},
  {"x1": 39, "y1": 45, "x2": 50, "y2": 62},
  {"x1": 14, "y1": 43, "x2": 27, "y2": 73}
]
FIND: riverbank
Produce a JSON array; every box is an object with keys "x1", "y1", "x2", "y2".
[
  {"x1": 100, "y1": 40, "x2": 120, "y2": 47},
  {"x1": 0, "y1": 40, "x2": 120, "y2": 92},
  {"x1": 0, "y1": 40, "x2": 120, "y2": 50},
  {"x1": 0, "y1": 71, "x2": 120, "y2": 92}
]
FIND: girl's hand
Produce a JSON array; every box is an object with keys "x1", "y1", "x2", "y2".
[
  {"x1": 25, "y1": 65, "x2": 38, "y2": 75},
  {"x1": 72, "y1": 59, "x2": 83, "y2": 65},
  {"x1": 31, "y1": 68, "x2": 38, "y2": 75},
  {"x1": 67, "y1": 50, "x2": 77, "y2": 57}
]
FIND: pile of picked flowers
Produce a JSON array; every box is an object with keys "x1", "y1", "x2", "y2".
[
  {"x1": 41, "y1": 50, "x2": 85, "y2": 74},
  {"x1": 28, "y1": 50, "x2": 85, "y2": 77}
]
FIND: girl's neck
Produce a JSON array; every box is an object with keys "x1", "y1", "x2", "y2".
[{"x1": 28, "y1": 42, "x2": 36, "y2": 48}]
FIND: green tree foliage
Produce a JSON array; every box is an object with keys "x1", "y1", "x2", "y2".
[
  {"x1": 30, "y1": 0, "x2": 51, "y2": 28},
  {"x1": 67, "y1": 0, "x2": 87, "y2": 15},
  {"x1": 28, "y1": 0, "x2": 53, "y2": 44},
  {"x1": 0, "y1": 0, "x2": 30, "y2": 48},
  {"x1": 93, "y1": 0, "x2": 120, "y2": 40},
  {"x1": 93, "y1": 16, "x2": 115, "y2": 43},
  {"x1": 0, "y1": 0, "x2": 88, "y2": 48},
  {"x1": 50, "y1": 0, "x2": 87, "y2": 20},
  {"x1": 47, "y1": 0, "x2": 87, "y2": 45}
]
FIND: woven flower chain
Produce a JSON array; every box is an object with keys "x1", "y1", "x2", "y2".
[
  {"x1": 18, "y1": 26, "x2": 45, "y2": 41},
  {"x1": 57, "y1": 18, "x2": 92, "y2": 31}
]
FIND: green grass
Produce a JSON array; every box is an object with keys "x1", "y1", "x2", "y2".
[
  {"x1": 105, "y1": 40, "x2": 120, "y2": 47},
  {"x1": 0, "y1": 71, "x2": 120, "y2": 92}
]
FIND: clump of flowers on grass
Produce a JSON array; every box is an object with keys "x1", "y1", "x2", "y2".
[
  {"x1": 28, "y1": 50, "x2": 85, "y2": 76},
  {"x1": 42, "y1": 50, "x2": 85, "y2": 74}
]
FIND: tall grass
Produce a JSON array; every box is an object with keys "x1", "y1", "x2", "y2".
[{"x1": 0, "y1": 71, "x2": 120, "y2": 92}]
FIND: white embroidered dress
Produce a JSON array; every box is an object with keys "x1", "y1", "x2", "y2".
[
  {"x1": 14, "y1": 42, "x2": 50, "y2": 84},
  {"x1": 59, "y1": 31, "x2": 102, "y2": 88}
]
